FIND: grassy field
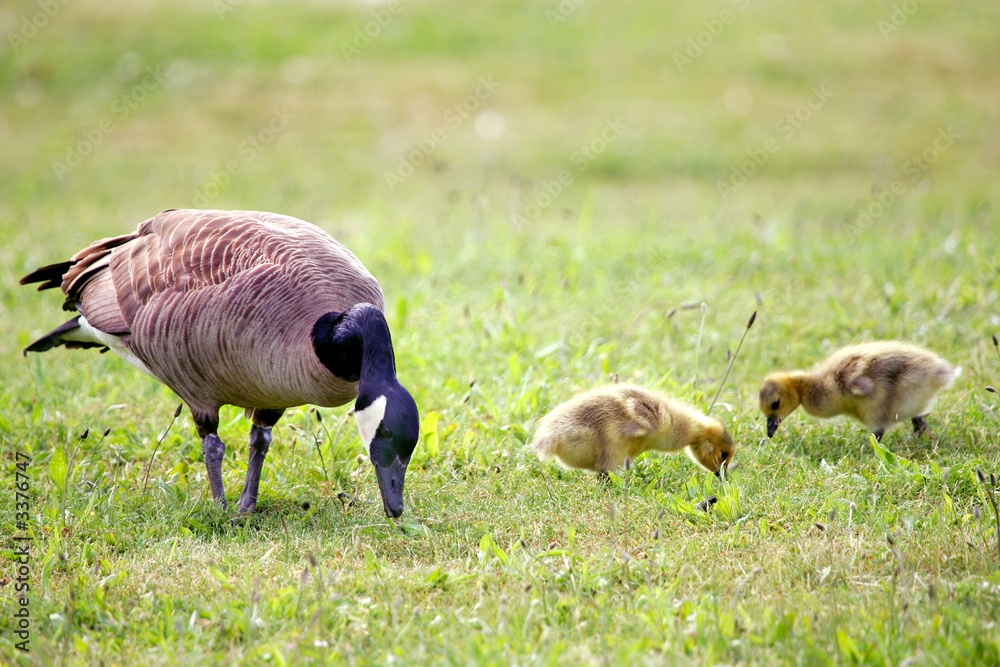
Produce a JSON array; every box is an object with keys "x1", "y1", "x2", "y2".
[{"x1": 2, "y1": 0, "x2": 1000, "y2": 663}]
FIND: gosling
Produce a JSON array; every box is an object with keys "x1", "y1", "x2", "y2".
[
  {"x1": 759, "y1": 341, "x2": 958, "y2": 440},
  {"x1": 531, "y1": 384, "x2": 734, "y2": 476}
]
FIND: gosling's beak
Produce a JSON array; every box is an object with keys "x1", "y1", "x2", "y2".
[
  {"x1": 766, "y1": 416, "x2": 780, "y2": 438},
  {"x1": 373, "y1": 457, "x2": 408, "y2": 518}
]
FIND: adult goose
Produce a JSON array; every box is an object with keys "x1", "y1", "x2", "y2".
[{"x1": 21, "y1": 209, "x2": 419, "y2": 518}]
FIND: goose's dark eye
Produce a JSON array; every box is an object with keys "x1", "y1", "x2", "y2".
[{"x1": 771, "y1": 400, "x2": 780, "y2": 411}]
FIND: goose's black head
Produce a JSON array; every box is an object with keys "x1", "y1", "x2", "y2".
[
  {"x1": 355, "y1": 383, "x2": 419, "y2": 518},
  {"x1": 313, "y1": 304, "x2": 420, "y2": 517}
]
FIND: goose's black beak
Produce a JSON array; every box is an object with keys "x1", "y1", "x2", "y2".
[
  {"x1": 373, "y1": 457, "x2": 408, "y2": 518},
  {"x1": 766, "y1": 416, "x2": 780, "y2": 438}
]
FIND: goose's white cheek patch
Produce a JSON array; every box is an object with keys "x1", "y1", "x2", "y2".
[{"x1": 355, "y1": 395, "x2": 387, "y2": 456}]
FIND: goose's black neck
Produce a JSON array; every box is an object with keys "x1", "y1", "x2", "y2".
[{"x1": 312, "y1": 304, "x2": 397, "y2": 401}]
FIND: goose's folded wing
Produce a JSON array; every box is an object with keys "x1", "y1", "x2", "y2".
[
  {"x1": 30, "y1": 209, "x2": 384, "y2": 339},
  {"x1": 837, "y1": 355, "x2": 875, "y2": 397},
  {"x1": 617, "y1": 420, "x2": 650, "y2": 439},
  {"x1": 113, "y1": 210, "x2": 384, "y2": 325},
  {"x1": 848, "y1": 376, "x2": 876, "y2": 396},
  {"x1": 619, "y1": 395, "x2": 659, "y2": 438}
]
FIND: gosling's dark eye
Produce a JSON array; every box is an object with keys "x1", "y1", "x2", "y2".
[
  {"x1": 721, "y1": 451, "x2": 729, "y2": 460},
  {"x1": 771, "y1": 400, "x2": 780, "y2": 411}
]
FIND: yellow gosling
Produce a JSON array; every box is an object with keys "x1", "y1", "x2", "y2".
[
  {"x1": 759, "y1": 341, "x2": 958, "y2": 440},
  {"x1": 532, "y1": 384, "x2": 734, "y2": 477}
]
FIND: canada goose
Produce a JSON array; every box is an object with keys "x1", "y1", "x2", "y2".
[
  {"x1": 531, "y1": 384, "x2": 734, "y2": 476},
  {"x1": 21, "y1": 209, "x2": 419, "y2": 517},
  {"x1": 759, "y1": 341, "x2": 957, "y2": 440}
]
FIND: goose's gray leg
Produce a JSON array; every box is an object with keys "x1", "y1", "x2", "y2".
[
  {"x1": 236, "y1": 409, "x2": 284, "y2": 515},
  {"x1": 236, "y1": 426, "x2": 271, "y2": 514},
  {"x1": 195, "y1": 414, "x2": 227, "y2": 509}
]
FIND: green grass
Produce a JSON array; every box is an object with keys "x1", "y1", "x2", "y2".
[{"x1": 2, "y1": 0, "x2": 1000, "y2": 663}]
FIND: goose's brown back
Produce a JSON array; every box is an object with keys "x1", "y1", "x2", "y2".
[{"x1": 61, "y1": 209, "x2": 384, "y2": 415}]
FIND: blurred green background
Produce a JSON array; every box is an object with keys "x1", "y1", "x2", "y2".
[
  {"x1": 2, "y1": 0, "x2": 1000, "y2": 664},
  {"x1": 3, "y1": 0, "x2": 997, "y2": 229}
]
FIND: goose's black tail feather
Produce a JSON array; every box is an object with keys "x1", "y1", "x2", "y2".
[
  {"x1": 23, "y1": 316, "x2": 108, "y2": 356},
  {"x1": 20, "y1": 261, "x2": 74, "y2": 291}
]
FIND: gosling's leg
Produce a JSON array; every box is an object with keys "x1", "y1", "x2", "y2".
[
  {"x1": 911, "y1": 416, "x2": 927, "y2": 435},
  {"x1": 195, "y1": 414, "x2": 227, "y2": 509}
]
